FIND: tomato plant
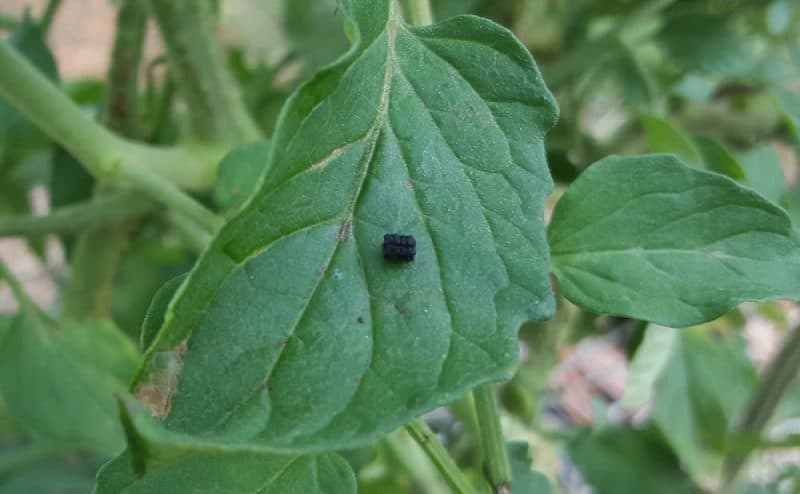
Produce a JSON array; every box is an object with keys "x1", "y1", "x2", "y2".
[{"x1": 0, "y1": 0, "x2": 799, "y2": 493}]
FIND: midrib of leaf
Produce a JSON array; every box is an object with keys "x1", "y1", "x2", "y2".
[
  {"x1": 210, "y1": 7, "x2": 402, "y2": 435},
  {"x1": 548, "y1": 185, "x2": 783, "y2": 253}
]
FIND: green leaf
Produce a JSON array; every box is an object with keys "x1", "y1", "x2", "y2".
[
  {"x1": 621, "y1": 325, "x2": 677, "y2": 410},
  {"x1": 135, "y1": 0, "x2": 558, "y2": 453},
  {"x1": 99, "y1": 397, "x2": 355, "y2": 493},
  {"x1": 111, "y1": 236, "x2": 193, "y2": 337},
  {"x1": 139, "y1": 274, "x2": 188, "y2": 351},
  {"x1": 775, "y1": 89, "x2": 800, "y2": 142},
  {"x1": 657, "y1": 11, "x2": 752, "y2": 76},
  {"x1": 0, "y1": 315, "x2": 140, "y2": 455},
  {"x1": 284, "y1": 0, "x2": 351, "y2": 75},
  {"x1": 652, "y1": 328, "x2": 757, "y2": 481},
  {"x1": 95, "y1": 449, "x2": 355, "y2": 494},
  {"x1": 694, "y1": 136, "x2": 745, "y2": 179},
  {"x1": 508, "y1": 442, "x2": 554, "y2": 494},
  {"x1": 606, "y1": 40, "x2": 654, "y2": 106},
  {"x1": 641, "y1": 116, "x2": 702, "y2": 168},
  {"x1": 738, "y1": 144, "x2": 785, "y2": 205},
  {"x1": 549, "y1": 154, "x2": 800, "y2": 327},
  {"x1": 0, "y1": 456, "x2": 96, "y2": 494},
  {"x1": 568, "y1": 426, "x2": 695, "y2": 494},
  {"x1": 50, "y1": 147, "x2": 94, "y2": 210},
  {"x1": 214, "y1": 141, "x2": 271, "y2": 214}
]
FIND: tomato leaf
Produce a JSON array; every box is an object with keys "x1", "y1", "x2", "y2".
[
  {"x1": 133, "y1": 0, "x2": 557, "y2": 453},
  {"x1": 508, "y1": 442, "x2": 554, "y2": 493},
  {"x1": 652, "y1": 328, "x2": 756, "y2": 480},
  {"x1": 214, "y1": 141, "x2": 271, "y2": 214},
  {"x1": 0, "y1": 315, "x2": 140, "y2": 455},
  {"x1": 549, "y1": 154, "x2": 800, "y2": 327},
  {"x1": 95, "y1": 448, "x2": 354, "y2": 494}
]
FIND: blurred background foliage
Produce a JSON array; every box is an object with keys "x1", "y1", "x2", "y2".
[{"x1": 0, "y1": 0, "x2": 799, "y2": 492}]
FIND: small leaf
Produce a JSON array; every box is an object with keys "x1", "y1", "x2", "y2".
[
  {"x1": 568, "y1": 426, "x2": 695, "y2": 494},
  {"x1": 738, "y1": 144, "x2": 785, "y2": 204},
  {"x1": 96, "y1": 397, "x2": 355, "y2": 493},
  {"x1": 657, "y1": 11, "x2": 752, "y2": 76},
  {"x1": 606, "y1": 40, "x2": 654, "y2": 106},
  {"x1": 652, "y1": 328, "x2": 756, "y2": 480},
  {"x1": 139, "y1": 274, "x2": 188, "y2": 351},
  {"x1": 50, "y1": 147, "x2": 94, "y2": 210},
  {"x1": 549, "y1": 154, "x2": 800, "y2": 327},
  {"x1": 694, "y1": 136, "x2": 745, "y2": 179},
  {"x1": 135, "y1": 0, "x2": 557, "y2": 453},
  {"x1": 284, "y1": 0, "x2": 351, "y2": 75},
  {"x1": 95, "y1": 450, "x2": 355, "y2": 494},
  {"x1": 508, "y1": 442, "x2": 554, "y2": 494},
  {"x1": 775, "y1": 89, "x2": 800, "y2": 142},
  {"x1": 641, "y1": 116, "x2": 703, "y2": 168},
  {"x1": 0, "y1": 454, "x2": 96, "y2": 494},
  {"x1": 0, "y1": 315, "x2": 140, "y2": 455},
  {"x1": 213, "y1": 141, "x2": 270, "y2": 214},
  {"x1": 621, "y1": 324, "x2": 677, "y2": 410}
]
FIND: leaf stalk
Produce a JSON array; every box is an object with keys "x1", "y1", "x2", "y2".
[
  {"x1": 406, "y1": 418, "x2": 478, "y2": 494},
  {"x1": 473, "y1": 384, "x2": 512, "y2": 494}
]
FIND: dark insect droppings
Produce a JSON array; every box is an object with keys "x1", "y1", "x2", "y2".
[{"x1": 383, "y1": 234, "x2": 416, "y2": 262}]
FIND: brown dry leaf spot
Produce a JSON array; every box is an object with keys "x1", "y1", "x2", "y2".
[{"x1": 135, "y1": 341, "x2": 187, "y2": 419}]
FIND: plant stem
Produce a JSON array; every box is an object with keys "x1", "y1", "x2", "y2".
[
  {"x1": 722, "y1": 325, "x2": 800, "y2": 492},
  {"x1": 64, "y1": 209, "x2": 137, "y2": 320},
  {"x1": 122, "y1": 163, "x2": 223, "y2": 234},
  {"x1": 473, "y1": 384, "x2": 512, "y2": 494},
  {"x1": 402, "y1": 0, "x2": 434, "y2": 25},
  {"x1": 39, "y1": 0, "x2": 62, "y2": 33},
  {"x1": 104, "y1": 0, "x2": 147, "y2": 137},
  {"x1": 0, "y1": 38, "x2": 225, "y2": 190},
  {"x1": 406, "y1": 418, "x2": 477, "y2": 494},
  {"x1": 64, "y1": 0, "x2": 150, "y2": 321},
  {"x1": 0, "y1": 191, "x2": 156, "y2": 236},
  {"x1": 383, "y1": 431, "x2": 449, "y2": 493},
  {"x1": 147, "y1": 0, "x2": 261, "y2": 144},
  {"x1": 165, "y1": 210, "x2": 212, "y2": 253}
]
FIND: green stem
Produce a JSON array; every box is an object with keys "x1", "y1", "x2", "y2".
[
  {"x1": 103, "y1": 0, "x2": 147, "y2": 136},
  {"x1": 122, "y1": 163, "x2": 223, "y2": 234},
  {"x1": 402, "y1": 0, "x2": 434, "y2": 25},
  {"x1": 39, "y1": 0, "x2": 62, "y2": 33},
  {"x1": 147, "y1": 0, "x2": 261, "y2": 143},
  {"x1": 164, "y1": 210, "x2": 212, "y2": 253},
  {"x1": 64, "y1": 0, "x2": 150, "y2": 321},
  {"x1": 0, "y1": 191, "x2": 156, "y2": 236},
  {"x1": 0, "y1": 38, "x2": 225, "y2": 190},
  {"x1": 473, "y1": 384, "x2": 512, "y2": 494},
  {"x1": 722, "y1": 326, "x2": 800, "y2": 492},
  {"x1": 406, "y1": 418, "x2": 477, "y2": 494},
  {"x1": 148, "y1": 75, "x2": 175, "y2": 143},
  {"x1": 383, "y1": 431, "x2": 449, "y2": 493},
  {"x1": 64, "y1": 209, "x2": 137, "y2": 320}
]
